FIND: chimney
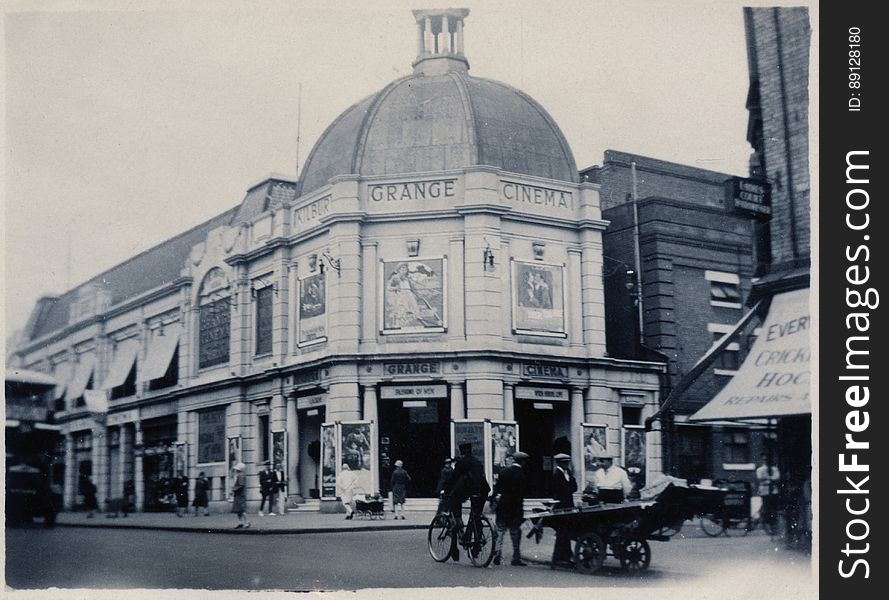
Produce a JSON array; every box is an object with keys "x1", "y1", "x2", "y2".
[{"x1": 412, "y1": 8, "x2": 470, "y2": 76}]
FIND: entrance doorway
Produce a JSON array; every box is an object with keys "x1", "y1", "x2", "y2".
[
  {"x1": 298, "y1": 408, "x2": 325, "y2": 499},
  {"x1": 514, "y1": 398, "x2": 571, "y2": 498},
  {"x1": 378, "y1": 395, "x2": 450, "y2": 497}
]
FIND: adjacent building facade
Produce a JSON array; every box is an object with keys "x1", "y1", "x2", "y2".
[{"x1": 11, "y1": 9, "x2": 664, "y2": 513}]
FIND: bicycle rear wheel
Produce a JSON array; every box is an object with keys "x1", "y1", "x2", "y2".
[
  {"x1": 467, "y1": 516, "x2": 496, "y2": 567},
  {"x1": 428, "y1": 513, "x2": 453, "y2": 563}
]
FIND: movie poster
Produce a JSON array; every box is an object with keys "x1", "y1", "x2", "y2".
[
  {"x1": 226, "y1": 435, "x2": 241, "y2": 497},
  {"x1": 340, "y1": 421, "x2": 373, "y2": 496},
  {"x1": 272, "y1": 430, "x2": 286, "y2": 473},
  {"x1": 512, "y1": 260, "x2": 566, "y2": 336},
  {"x1": 623, "y1": 426, "x2": 646, "y2": 490},
  {"x1": 490, "y1": 421, "x2": 518, "y2": 485},
  {"x1": 173, "y1": 442, "x2": 188, "y2": 478},
  {"x1": 320, "y1": 423, "x2": 338, "y2": 499},
  {"x1": 381, "y1": 258, "x2": 446, "y2": 333},
  {"x1": 452, "y1": 420, "x2": 486, "y2": 465},
  {"x1": 298, "y1": 271, "x2": 327, "y2": 346},
  {"x1": 581, "y1": 423, "x2": 608, "y2": 492}
]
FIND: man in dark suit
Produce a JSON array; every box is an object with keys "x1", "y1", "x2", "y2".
[
  {"x1": 551, "y1": 452, "x2": 578, "y2": 566},
  {"x1": 448, "y1": 443, "x2": 491, "y2": 561},
  {"x1": 258, "y1": 462, "x2": 275, "y2": 516},
  {"x1": 491, "y1": 451, "x2": 530, "y2": 566}
]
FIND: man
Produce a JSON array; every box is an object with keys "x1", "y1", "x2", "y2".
[
  {"x1": 449, "y1": 443, "x2": 491, "y2": 562},
  {"x1": 258, "y1": 462, "x2": 276, "y2": 516},
  {"x1": 274, "y1": 463, "x2": 287, "y2": 516},
  {"x1": 435, "y1": 457, "x2": 456, "y2": 514},
  {"x1": 550, "y1": 453, "x2": 577, "y2": 566},
  {"x1": 593, "y1": 454, "x2": 633, "y2": 503},
  {"x1": 756, "y1": 454, "x2": 780, "y2": 526},
  {"x1": 491, "y1": 451, "x2": 530, "y2": 566}
]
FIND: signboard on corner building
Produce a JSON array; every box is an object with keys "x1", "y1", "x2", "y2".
[{"x1": 724, "y1": 176, "x2": 771, "y2": 218}]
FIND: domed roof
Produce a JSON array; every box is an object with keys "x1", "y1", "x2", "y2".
[{"x1": 298, "y1": 70, "x2": 579, "y2": 196}]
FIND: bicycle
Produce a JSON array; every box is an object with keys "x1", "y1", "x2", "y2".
[{"x1": 428, "y1": 500, "x2": 497, "y2": 567}]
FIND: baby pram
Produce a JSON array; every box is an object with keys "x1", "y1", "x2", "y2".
[{"x1": 354, "y1": 490, "x2": 386, "y2": 519}]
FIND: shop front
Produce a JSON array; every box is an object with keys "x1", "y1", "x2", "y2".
[
  {"x1": 377, "y1": 382, "x2": 451, "y2": 498},
  {"x1": 296, "y1": 392, "x2": 326, "y2": 500},
  {"x1": 139, "y1": 414, "x2": 178, "y2": 511}
]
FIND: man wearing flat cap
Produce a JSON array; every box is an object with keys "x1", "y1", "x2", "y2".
[
  {"x1": 551, "y1": 452, "x2": 578, "y2": 566},
  {"x1": 491, "y1": 451, "x2": 530, "y2": 566},
  {"x1": 593, "y1": 454, "x2": 633, "y2": 503}
]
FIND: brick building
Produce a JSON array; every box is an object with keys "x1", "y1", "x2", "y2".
[{"x1": 583, "y1": 151, "x2": 773, "y2": 485}]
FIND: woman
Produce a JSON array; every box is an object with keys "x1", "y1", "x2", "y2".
[
  {"x1": 175, "y1": 476, "x2": 189, "y2": 517},
  {"x1": 231, "y1": 462, "x2": 250, "y2": 529},
  {"x1": 337, "y1": 463, "x2": 359, "y2": 520},
  {"x1": 193, "y1": 471, "x2": 210, "y2": 516},
  {"x1": 81, "y1": 476, "x2": 98, "y2": 518},
  {"x1": 390, "y1": 460, "x2": 411, "y2": 520}
]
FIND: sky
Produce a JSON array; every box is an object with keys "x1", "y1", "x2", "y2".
[{"x1": 3, "y1": 0, "x2": 765, "y2": 338}]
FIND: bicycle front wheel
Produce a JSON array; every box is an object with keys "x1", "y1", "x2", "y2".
[
  {"x1": 428, "y1": 513, "x2": 453, "y2": 563},
  {"x1": 467, "y1": 517, "x2": 497, "y2": 567}
]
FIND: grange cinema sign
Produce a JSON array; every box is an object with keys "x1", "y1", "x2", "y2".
[
  {"x1": 369, "y1": 179, "x2": 457, "y2": 202},
  {"x1": 501, "y1": 181, "x2": 574, "y2": 211}
]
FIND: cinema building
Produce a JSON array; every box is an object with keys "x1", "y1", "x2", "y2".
[{"x1": 11, "y1": 9, "x2": 664, "y2": 512}]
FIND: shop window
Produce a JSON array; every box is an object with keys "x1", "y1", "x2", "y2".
[
  {"x1": 255, "y1": 286, "x2": 274, "y2": 356},
  {"x1": 711, "y1": 333, "x2": 740, "y2": 374},
  {"x1": 198, "y1": 297, "x2": 231, "y2": 369},
  {"x1": 149, "y1": 346, "x2": 179, "y2": 391},
  {"x1": 705, "y1": 270, "x2": 742, "y2": 309},
  {"x1": 197, "y1": 407, "x2": 226, "y2": 464},
  {"x1": 111, "y1": 363, "x2": 137, "y2": 400},
  {"x1": 723, "y1": 430, "x2": 751, "y2": 464}
]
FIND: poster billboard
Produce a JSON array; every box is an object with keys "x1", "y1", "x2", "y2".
[
  {"x1": 381, "y1": 257, "x2": 446, "y2": 334},
  {"x1": 320, "y1": 423, "x2": 338, "y2": 500},
  {"x1": 272, "y1": 430, "x2": 286, "y2": 474},
  {"x1": 581, "y1": 423, "x2": 608, "y2": 492},
  {"x1": 511, "y1": 259, "x2": 566, "y2": 336},
  {"x1": 490, "y1": 421, "x2": 518, "y2": 485},
  {"x1": 623, "y1": 425, "x2": 647, "y2": 490},
  {"x1": 173, "y1": 442, "x2": 188, "y2": 478},
  {"x1": 340, "y1": 421, "x2": 374, "y2": 497},
  {"x1": 226, "y1": 435, "x2": 241, "y2": 497},
  {"x1": 298, "y1": 270, "x2": 327, "y2": 346}
]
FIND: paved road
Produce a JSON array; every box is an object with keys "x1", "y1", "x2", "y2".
[{"x1": 5, "y1": 525, "x2": 814, "y2": 595}]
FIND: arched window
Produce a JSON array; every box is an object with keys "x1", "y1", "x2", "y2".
[{"x1": 198, "y1": 268, "x2": 232, "y2": 369}]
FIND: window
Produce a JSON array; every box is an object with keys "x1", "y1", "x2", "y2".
[
  {"x1": 709, "y1": 324, "x2": 740, "y2": 375},
  {"x1": 74, "y1": 374, "x2": 93, "y2": 408},
  {"x1": 258, "y1": 414, "x2": 270, "y2": 464},
  {"x1": 705, "y1": 270, "x2": 742, "y2": 309},
  {"x1": 199, "y1": 297, "x2": 231, "y2": 369},
  {"x1": 149, "y1": 346, "x2": 179, "y2": 391},
  {"x1": 110, "y1": 363, "x2": 137, "y2": 399},
  {"x1": 255, "y1": 286, "x2": 274, "y2": 356},
  {"x1": 723, "y1": 429, "x2": 750, "y2": 464},
  {"x1": 197, "y1": 407, "x2": 227, "y2": 463}
]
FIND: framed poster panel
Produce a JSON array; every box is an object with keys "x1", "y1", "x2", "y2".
[
  {"x1": 511, "y1": 259, "x2": 567, "y2": 337},
  {"x1": 451, "y1": 419, "x2": 490, "y2": 482},
  {"x1": 173, "y1": 442, "x2": 188, "y2": 478},
  {"x1": 490, "y1": 421, "x2": 518, "y2": 486},
  {"x1": 581, "y1": 423, "x2": 608, "y2": 492},
  {"x1": 226, "y1": 435, "x2": 241, "y2": 497},
  {"x1": 320, "y1": 422, "x2": 338, "y2": 500},
  {"x1": 623, "y1": 425, "x2": 647, "y2": 491},
  {"x1": 380, "y1": 257, "x2": 447, "y2": 334},
  {"x1": 272, "y1": 430, "x2": 287, "y2": 474},
  {"x1": 297, "y1": 270, "x2": 327, "y2": 347},
  {"x1": 340, "y1": 421, "x2": 374, "y2": 496}
]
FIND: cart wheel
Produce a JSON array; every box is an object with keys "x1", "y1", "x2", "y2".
[
  {"x1": 427, "y1": 513, "x2": 453, "y2": 563},
  {"x1": 573, "y1": 532, "x2": 606, "y2": 574},
  {"x1": 700, "y1": 514, "x2": 726, "y2": 537},
  {"x1": 618, "y1": 538, "x2": 651, "y2": 573},
  {"x1": 369, "y1": 512, "x2": 377, "y2": 520}
]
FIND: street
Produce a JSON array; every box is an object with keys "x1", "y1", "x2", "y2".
[{"x1": 5, "y1": 523, "x2": 814, "y2": 596}]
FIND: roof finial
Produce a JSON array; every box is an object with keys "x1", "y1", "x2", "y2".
[{"x1": 412, "y1": 8, "x2": 470, "y2": 76}]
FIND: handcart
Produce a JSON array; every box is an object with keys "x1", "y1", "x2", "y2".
[
  {"x1": 353, "y1": 491, "x2": 386, "y2": 520},
  {"x1": 527, "y1": 483, "x2": 718, "y2": 574}
]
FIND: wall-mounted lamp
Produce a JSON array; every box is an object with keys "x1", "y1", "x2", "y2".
[
  {"x1": 483, "y1": 244, "x2": 495, "y2": 271},
  {"x1": 320, "y1": 251, "x2": 341, "y2": 277}
]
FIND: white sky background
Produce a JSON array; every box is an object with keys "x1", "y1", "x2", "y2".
[{"x1": 3, "y1": 0, "x2": 758, "y2": 336}]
